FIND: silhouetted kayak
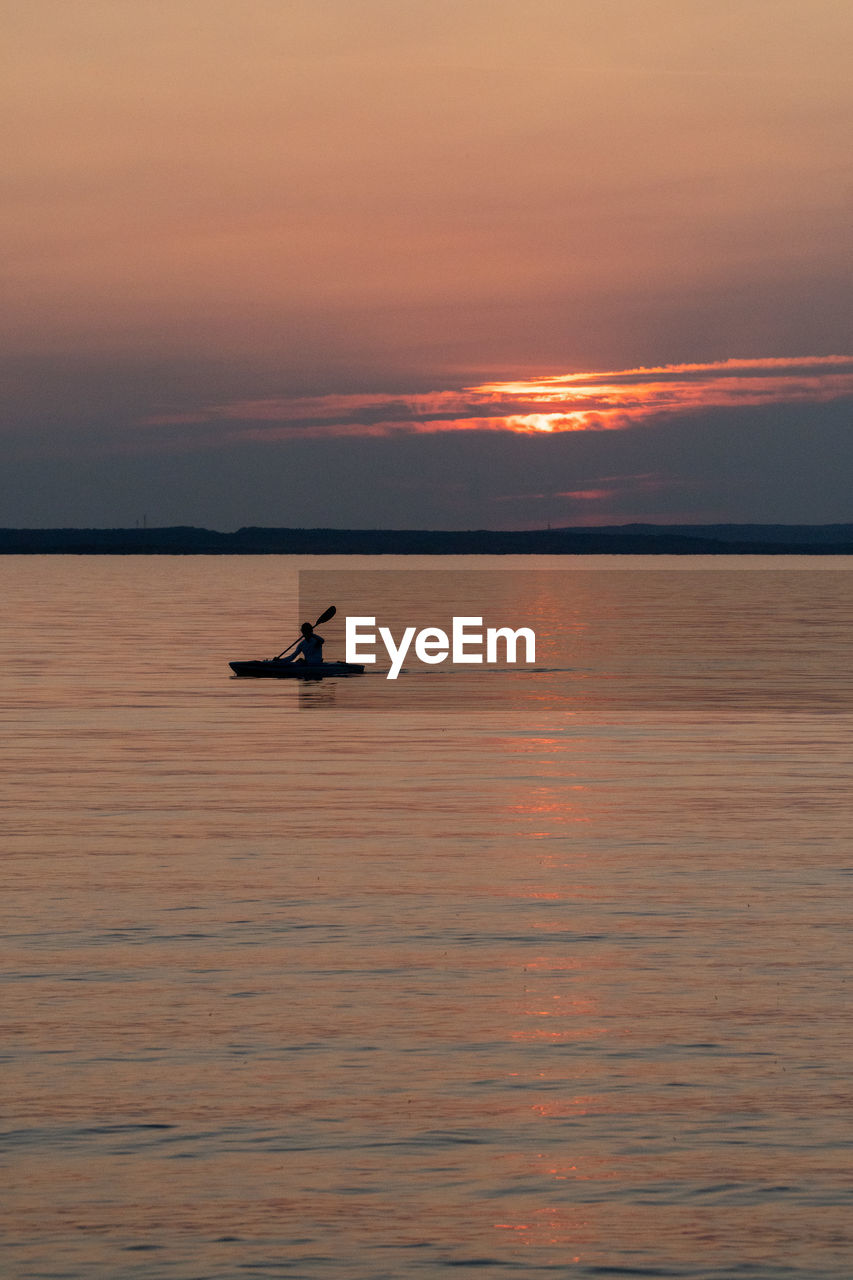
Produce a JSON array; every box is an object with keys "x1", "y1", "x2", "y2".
[{"x1": 229, "y1": 660, "x2": 365, "y2": 678}]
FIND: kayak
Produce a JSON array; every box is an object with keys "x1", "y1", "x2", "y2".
[{"x1": 229, "y1": 660, "x2": 365, "y2": 678}]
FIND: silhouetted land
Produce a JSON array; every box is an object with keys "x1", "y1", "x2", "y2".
[{"x1": 2, "y1": 525, "x2": 853, "y2": 554}]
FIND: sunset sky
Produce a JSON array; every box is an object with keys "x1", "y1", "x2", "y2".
[{"x1": 3, "y1": 0, "x2": 851, "y2": 528}]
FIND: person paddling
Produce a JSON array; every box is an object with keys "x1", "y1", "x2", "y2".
[
  {"x1": 274, "y1": 606, "x2": 336, "y2": 663},
  {"x1": 279, "y1": 621, "x2": 324, "y2": 665}
]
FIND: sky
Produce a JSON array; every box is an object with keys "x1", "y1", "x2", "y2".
[{"x1": 3, "y1": 0, "x2": 852, "y2": 529}]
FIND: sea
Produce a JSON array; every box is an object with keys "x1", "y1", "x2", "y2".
[{"x1": 2, "y1": 555, "x2": 852, "y2": 1280}]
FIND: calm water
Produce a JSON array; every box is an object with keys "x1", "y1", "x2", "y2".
[{"x1": 2, "y1": 556, "x2": 852, "y2": 1280}]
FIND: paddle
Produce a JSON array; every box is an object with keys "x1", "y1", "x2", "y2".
[{"x1": 275, "y1": 605, "x2": 336, "y2": 659}]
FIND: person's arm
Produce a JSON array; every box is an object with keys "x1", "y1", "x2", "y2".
[{"x1": 278, "y1": 638, "x2": 305, "y2": 664}]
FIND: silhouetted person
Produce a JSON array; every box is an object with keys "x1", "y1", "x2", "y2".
[{"x1": 280, "y1": 622, "x2": 324, "y2": 665}]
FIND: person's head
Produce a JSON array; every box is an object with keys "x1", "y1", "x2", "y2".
[{"x1": 301, "y1": 622, "x2": 314, "y2": 638}]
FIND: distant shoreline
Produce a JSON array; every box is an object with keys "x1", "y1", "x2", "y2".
[{"x1": 2, "y1": 525, "x2": 853, "y2": 555}]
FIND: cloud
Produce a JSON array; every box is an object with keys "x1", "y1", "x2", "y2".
[
  {"x1": 4, "y1": 395, "x2": 852, "y2": 529},
  {"x1": 140, "y1": 355, "x2": 853, "y2": 445}
]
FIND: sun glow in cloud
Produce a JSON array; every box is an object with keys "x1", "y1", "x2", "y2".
[{"x1": 143, "y1": 356, "x2": 853, "y2": 444}]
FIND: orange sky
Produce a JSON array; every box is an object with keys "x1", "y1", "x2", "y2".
[
  {"x1": 2, "y1": 1, "x2": 852, "y2": 526},
  {"x1": 143, "y1": 357, "x2": 853, "y2": 442},
  {"x1": 5, "y1": 1, "x2": 851, "y2": 371}
]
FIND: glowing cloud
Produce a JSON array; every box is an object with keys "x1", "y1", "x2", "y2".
[{"x1": 143, "y1": 355, "x2": 853, "y2": 444}]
